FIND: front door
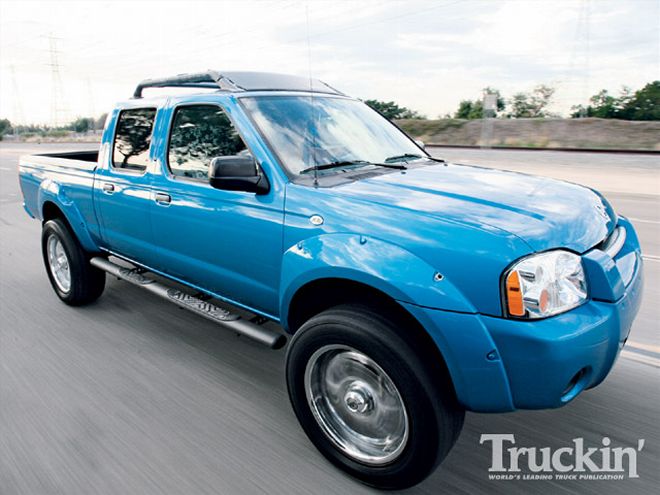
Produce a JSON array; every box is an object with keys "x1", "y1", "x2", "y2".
[{"x1": 150, "y1": 103, "x2": 283, "y2": 317}]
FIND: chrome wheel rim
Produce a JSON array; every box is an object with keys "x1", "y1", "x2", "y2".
[
  {"x1": 304, "y1": 344, "x2": 409, "y2": 465},
  {"x1": 47, "y1": 235, "x2": 71, "y2": 292}
]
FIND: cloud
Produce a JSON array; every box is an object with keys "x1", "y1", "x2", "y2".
[{"x1": 1, "y1": 0, "x2": 658, "y2": 123}]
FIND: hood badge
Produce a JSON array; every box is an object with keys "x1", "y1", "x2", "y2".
[{"x1": 309, "y1": 215, "x2": 324, "y2": 226}]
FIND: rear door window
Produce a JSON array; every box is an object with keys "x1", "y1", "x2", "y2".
[{"x1": 112, "y1": 108, "x2": 156, "y2": 171}]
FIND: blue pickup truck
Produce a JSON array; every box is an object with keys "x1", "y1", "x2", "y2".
[{"x1": 18, "y1": 71, "x2": 643, "y2": 489}]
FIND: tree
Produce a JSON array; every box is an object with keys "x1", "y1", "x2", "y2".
[
  {"x1": 364, "y1": 100, "x2": 424, "y2": 120},
  {"x1": 620, "y1": 81, "x2": 660, "y2": 121},
  {"x1": 454, "y1": 100, "x2": 475, "y2": 119},
  {"x1": 571, "y1": 82, "x2": 658, "y2": 120},
  {"x1": 508, "y1": 85, "x2": 555, "y2": 118},
  {"x1": 571, "y1": 87, "x2": 629, "y2": 118},
  {"x1": 70, "y1": 117, "x2": 95, "y2": 133},
  {"x1": 0, "y1": 118, "x2": 11, "y2": 140}
]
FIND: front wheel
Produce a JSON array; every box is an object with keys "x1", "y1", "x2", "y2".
[
  {"x1": 286, "y1": 305, "x2": 464, "y2": 489},
  {"x1": 41, "y1": 219, "x2": 105, "y2": 305}
]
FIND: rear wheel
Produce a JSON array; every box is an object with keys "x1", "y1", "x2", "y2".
[
  {"x1": 286, "y1": 304, "x2": 464, "y2": 489},
  {"x1": 41, "y1": 218, "x2": 105, "y2": 305}
]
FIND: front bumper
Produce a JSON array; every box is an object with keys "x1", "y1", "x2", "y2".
[
  {"x1": 483, "y1": 258, "x2": 642, "y2": 409},
  {"x1": 401, "y1": 218, "x2": 644, "y2": 413}
]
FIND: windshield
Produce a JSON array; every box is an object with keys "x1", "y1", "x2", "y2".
[{"x1": 240, "y1": 95, "x2": 426, "y2": 176}]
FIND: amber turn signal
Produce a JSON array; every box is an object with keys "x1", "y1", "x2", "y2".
[{"x1": 506, "y1": 271, "x2": 525, "y2": 316}]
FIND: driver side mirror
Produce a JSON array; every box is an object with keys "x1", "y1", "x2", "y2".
[{"x1": 208, "y1": 156, "x2": 269, "y2": 195}]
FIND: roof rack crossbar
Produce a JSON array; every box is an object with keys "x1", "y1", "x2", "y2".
[{"x1": 132, "y1": 70, "x2": 243, "y2": 98}]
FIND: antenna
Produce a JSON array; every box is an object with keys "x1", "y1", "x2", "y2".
[
  {"x1": 48, "y1": 34, "x2": 69, "y2": 127},
  {"x1": 305, "y1": 3, "x2": 318, "y2": 187}
]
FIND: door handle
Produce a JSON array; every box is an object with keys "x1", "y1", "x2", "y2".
[
  {"x1": 154, "y1": 192, "x2": 171, "y2": 205},
  {"x1": 102, "y1": 183, "x2": 115, "y2": 193}
]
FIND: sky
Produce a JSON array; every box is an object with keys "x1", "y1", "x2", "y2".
[{"x1": 0, "y1": 0, "x2": 658, "y2": 125}]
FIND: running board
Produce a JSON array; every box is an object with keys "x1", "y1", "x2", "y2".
[{"x1": 90, "y1": 257, "x2": 286, "y2": 349}]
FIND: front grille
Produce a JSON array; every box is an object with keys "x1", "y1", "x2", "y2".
[{"x1": 599, "y1": 226, "x2": 626, "y2": 259}]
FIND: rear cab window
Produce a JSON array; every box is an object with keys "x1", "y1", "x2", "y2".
[{"x1": 112, "y1": 108, "x2": 157, "y2": 172}]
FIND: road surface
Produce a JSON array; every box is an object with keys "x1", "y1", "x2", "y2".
[{"x1": 1, "y1": 143, "x2": 658, "y2": 494}]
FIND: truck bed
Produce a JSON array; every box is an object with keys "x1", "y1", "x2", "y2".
[
  {"x1": 35, "y1": 150, "x2": 99, "y2": 161},
  {"x1": 20, "y1": 150, "x2": 99, "y2": 169},
  {"x1": 18, "y1": 148, "x2": 100, "y2": 222}
]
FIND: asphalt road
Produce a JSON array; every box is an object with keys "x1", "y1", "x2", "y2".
[{"x1": 1, "y1": 143, "x2": 658, "y2": 494}]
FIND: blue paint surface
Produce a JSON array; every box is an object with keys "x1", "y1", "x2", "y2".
[{"x1": 18, "y1": 85, "x2": 643, "y2": 412}]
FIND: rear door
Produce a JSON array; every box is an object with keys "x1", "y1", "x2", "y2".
[{"x1": 95, "y1": 107, "x2": 158, "y2": 264}]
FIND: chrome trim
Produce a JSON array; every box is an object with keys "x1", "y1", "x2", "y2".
[
  {"x1": 89, "y1": 256, "x2": 286, "y2": 349},
  {"x1": 47, "y1": 235, "x2": 71, "y2": 292},
  {"x1": 602, "y1": 226, "x2": 626, "y2": 259}
]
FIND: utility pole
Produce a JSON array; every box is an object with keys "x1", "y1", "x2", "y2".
[{"x1": 48, "y1": 34, "x2": 69, "y2": 127}]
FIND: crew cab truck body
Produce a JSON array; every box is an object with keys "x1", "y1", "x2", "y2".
[{"x1": 18, "y1": 71, "x2": 644, "y2": 489}]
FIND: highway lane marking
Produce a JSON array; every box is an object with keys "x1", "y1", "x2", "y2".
[
  {"x1": 0, "y1": 166, "x2": 12, "y2": 171},
  {"x1": 628, "y1": 217, "x2": 660, "y2": 225},
  {"x1": 621, "y1": 350, "x2": 660, "y2": 368},
  {"x1": 642, "y1": 255, "x2": 660, "y2": 262},
  {"x1": 626, "y1": 341, "x2": 660, "y2": 354}
]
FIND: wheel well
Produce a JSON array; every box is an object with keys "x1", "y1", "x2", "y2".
[
  {"x1": 287, "y1": 278, "x2": 455, "y2": 391},
  {"x1": 42, "y1": 201, "x2": 66, "y2": 223},
  {"x1": 287, "y1": 278, "x2": 404, "y2": 332}
]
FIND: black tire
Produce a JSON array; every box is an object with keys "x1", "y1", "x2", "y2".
[
  {"x1": 41, "y1": 218, "x2": 105, "y2": 305},
  {"x1": 286, "y1": 304, "x2": 464, "y2": 490}
]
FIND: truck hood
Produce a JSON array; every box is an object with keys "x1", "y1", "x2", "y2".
[{"x1": 335, "y1": 162, "x2": 616, "y2": 253}]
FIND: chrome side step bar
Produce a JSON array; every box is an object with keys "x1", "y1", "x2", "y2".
[{"x1": 90, "y1": 257, "x2": 286, "y2": 349}]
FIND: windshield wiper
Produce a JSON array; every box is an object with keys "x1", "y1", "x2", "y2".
[
  {"x1": 383, "y1": 153, "x2": 424, "y2": 163},
  {"x1": 299, "y1": 160, "x2": 406, "y2": 175},
  {"x1": 299, "y1": 160, "x2": 370, "y2": 175}
]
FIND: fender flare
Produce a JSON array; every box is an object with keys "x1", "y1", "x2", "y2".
[
  {"x1": 279, "y1": 233, "x2": 476, "y2": 325},
  {"x1": 38, "y1": 179, "x2": 99, "y2": 252},
  {"x1": 279, "y1": 233, "x2": 514, "y2": 412}
]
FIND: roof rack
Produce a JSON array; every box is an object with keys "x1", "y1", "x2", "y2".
[
  {"x1": 132, "y1": 70, "x2": 343, "y2": 98},
  {"x1": 133, "y1": 71, "x2": 240, "y2": 98}
]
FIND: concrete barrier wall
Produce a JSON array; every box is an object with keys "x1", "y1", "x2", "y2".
[{"x1": 396, "y1": 118, "x2": 660, "y2": 151}]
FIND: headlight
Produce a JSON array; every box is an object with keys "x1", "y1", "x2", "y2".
[{"x1": 504, "y1": 250, "x2": 587, "y2": 319}]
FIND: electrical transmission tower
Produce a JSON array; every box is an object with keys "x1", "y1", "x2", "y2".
[
  {"x1": 48, "y1": 34, "x2": 69, "y2": 127},
  {"x1": 575, "y1": 0, "x2": 591, "y2": 117},
  {"x1": 10, "y1": 65, "x2": 25, "y2": 129}
]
